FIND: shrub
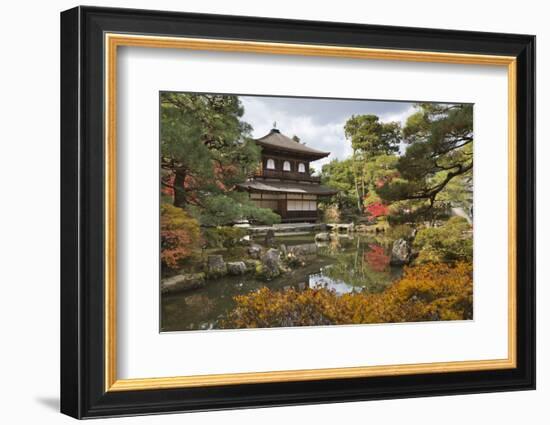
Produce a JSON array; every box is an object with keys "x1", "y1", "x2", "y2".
[
  {"x1": 365, "y1": 201, "x2": 389, "y2": 218},
  {"x1": 414, "y1": 216, "x2": 473, "y2": 263},
  {"x1": 222, "y1": 286, "x2": 337, "y2": 328},
  {"x1": 203, "y1": 226, "x2": 247, "y2": 249},
  {"x1": 281, "y1": 252, "x2": 305, "y2": 269},
  {"x1": 322, "y1": 204, "x2": 341, "y2": 223},
  {"x1": 222, "y1": 262, "x2": 472, "y2": 328},
  {"x1": 160, "y1": 203, "x2": 201, "y2": 272},
  {"x1": 386, "y1": 224, "x2": 414, "y2": 241},
  {"x1": 365, "y1": 261, "x2": 473, "y2": 322}
]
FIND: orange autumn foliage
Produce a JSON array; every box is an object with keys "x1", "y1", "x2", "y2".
[
  {"x1": 160, "y1": 203, "x2": 201, "y2": 271},
  {"x1": 222, "y1": 262, "x2": 473, "y2": 328}
]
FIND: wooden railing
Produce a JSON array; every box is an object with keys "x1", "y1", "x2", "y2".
[{"x1": 254, "y1": 169, "x2": 321, "y2": 183}]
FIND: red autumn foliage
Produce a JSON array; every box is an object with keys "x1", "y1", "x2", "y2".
[
  {"x1": 365, "y1": 201, "x2": 389, "y2": 218},
  {"x1": 364, "y1": 244, "x2": 390, "y2": 272},
  {"x1": 161, "y1": 174, "x2": 175, "y2": 196}
]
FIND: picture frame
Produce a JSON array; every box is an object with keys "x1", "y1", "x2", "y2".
[{"x1": 60, "y1": 5, "x2": 535, "y2": 419}]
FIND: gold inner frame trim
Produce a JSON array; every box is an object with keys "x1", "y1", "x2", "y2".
[{"x1": 104, "y1": 33, "x2": 518, "y2": 392}]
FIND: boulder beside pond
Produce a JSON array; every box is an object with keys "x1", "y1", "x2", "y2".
[
  {"x1": 161, "y1": 273, "x2": 206, "y2": 294},
  {"x1": 248, "y1": 243, "x2": 263, "y2": 259},
  {"x1": 207, "y1": 255, "x2": 227, "y2": 278},
  {"x1": 226, "y1": 261, "x2": 247, "y2": 275},
  {"x1": 257, "y1": 248, "x2": 281, "y2": 280},
  {"x1": 390, "y1": 238, "x2": 413, "y2": 266},
  {"x1": 288, "y1": 243, "x2": 317, "y2": 257}
]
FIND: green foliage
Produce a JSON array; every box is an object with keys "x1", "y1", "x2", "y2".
[
  {"x1": 377, "y1": 104, "x2": 473, "y2": 223},
  {"x1": 188, "y1": 192, "x2": 280, "y2": 227},
  {"x1": 222, "y1": 262, "x2": 473, "y2": 328},
  {"x1": 160, "y1": 203, "x2": 201, "y2": 272},
  {"x1": 160, "y1": 92, "x2": 278, "y2": 225},
  {"x1": 344, "y1": 115, "x2": 401, "y2": 156},
  {"x1": 363, "y1": 154, "x2": 400, "y2": 186},
  {"x1": 414, "y1": 217, "x2": 473, "y2": 263},
  {"x1": 437, "y1": 173, "x2": 473, "y2": 214},
  {"x1": 343, "y1": 115, "x2": 401, "y2": 212},
  {"x1": 321, "y1": 158, "x2": 355, "y2": 193},
  {"x1": 320, "y1": 158, "x2": 362, "y2": 220},
  {"x1": 386, "y1": 224, "x2": 414, "y2": 241},
  {"x1": 321, "y1": 154, "x2": 400, "y2": 221},
  {"x1": 254, "y1": 264, "x2": 281, "y2": 281},
  {"x1": 203, "y1": 226, "x2": 247, "y2": 249}
]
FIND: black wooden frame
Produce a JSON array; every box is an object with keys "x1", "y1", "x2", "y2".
[{"x1": 60, "y1": 6, "x2": 536, "y2": 419}]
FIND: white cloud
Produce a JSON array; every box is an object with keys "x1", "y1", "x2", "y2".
[
  {"x1": 379, "y1": 105, "x2": 417, "y2": 127},
  {"x1": 241, "y1": 97, "x2": 419, "y2": 172}
]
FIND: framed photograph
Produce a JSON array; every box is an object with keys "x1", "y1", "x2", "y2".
[{"x1": 60, "y1": 6, "x2": 535, "y2": 419}]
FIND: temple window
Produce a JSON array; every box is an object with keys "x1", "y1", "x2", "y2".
[
  {"x1": 298, "y1": 162, "x2": 306, "y2": 173},
  {"x1": 266, "y1": 158, "x2": 275, "y2": 169},
  {"x1": 283, "y1": 161, "x2": 291, "y2": 171}
]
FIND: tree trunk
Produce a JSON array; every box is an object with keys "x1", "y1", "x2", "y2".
[
  {"x1": 352, "y1": 150, "x2": 362, "y2": 213},
  {"x1": 173, "y1": 169, "x2": 187, "y2": 208}
]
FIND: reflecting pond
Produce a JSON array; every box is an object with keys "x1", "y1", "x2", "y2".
[{"x1": 161, "y1": 234, "x2": 404, "y2": 332}]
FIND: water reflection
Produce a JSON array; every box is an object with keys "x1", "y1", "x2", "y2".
[
  {"x1": 161, "y1": 234, "x2": 403, "y2": 332},
  {"x1": 309, "y1": 268, "x2": 359, "y2": 294}
]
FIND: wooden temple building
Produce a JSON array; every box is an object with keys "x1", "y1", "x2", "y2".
[{"x1": 237, "y1": 128, "x2": 338, "y2": 222}]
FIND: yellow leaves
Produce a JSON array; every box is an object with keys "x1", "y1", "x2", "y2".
[{"x1": 222, "y1": 262, "x2": 473, "y2": 328}]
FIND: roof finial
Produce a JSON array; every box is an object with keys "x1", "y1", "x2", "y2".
[{"x1": 273, "y1": 121, "x2": 277, "y2": 129}]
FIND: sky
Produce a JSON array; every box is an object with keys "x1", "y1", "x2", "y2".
[{"x1": 240, "y1": 95, "x2": 417, "y2": 171}]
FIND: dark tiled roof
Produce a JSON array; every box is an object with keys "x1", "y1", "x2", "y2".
[
  {"x1": 255, "y1": 129, "x2": 330, "y2": 158},
  {"x1": 237, "y1": 180, "x2": 338, "y2": 195}
]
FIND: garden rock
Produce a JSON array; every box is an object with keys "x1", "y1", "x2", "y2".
[
  {"x1": 161, "y1": 273, "x2": 206, "y2": 294},
  {"x1": 248, "y1": 243, "x2": 263, "y2": 259},
  {"x1": 226, "y1": 261, "x2": 247, "y2": 275},
  {"x1": 258, "y1": 248, "x2": 281, "y2": 280},
  {"x1": 288, "y1": 243, "x2": 317, "y2": 258},
  {"x1": 207, "y1": 255, "x2": 227, "y2": 278},
  {"x1": 390, "y1": 238, "x2": 412, "y2": 265}
]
